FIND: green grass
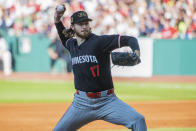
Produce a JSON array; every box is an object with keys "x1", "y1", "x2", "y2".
[
  {"x1": 114, "y1": 82, "x2": 196, "y2": 101},
  {"x1": 0, "y1": 80, "x2": 75, "y2": 102},
  {"x1": 0, "y1": 80, "x2": 196, "y2": 103},
  {"x1": 82, "y1": 128, "x2": 196, "y2": 131}
]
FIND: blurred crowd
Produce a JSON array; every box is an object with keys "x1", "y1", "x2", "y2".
[{"x1": 0, "y1": 0, "x2": 196, "y2": 39}]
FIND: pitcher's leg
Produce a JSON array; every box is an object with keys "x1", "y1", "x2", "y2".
[
  {"x1": 131, "y1": 117, "x2": 147, "y2": 131},
  {"x1": 53, "y1": 104, "x2": 94, "y2": 131},
  {"x1": 101, "y1": 96, "x2": 147, "y2": 131}
]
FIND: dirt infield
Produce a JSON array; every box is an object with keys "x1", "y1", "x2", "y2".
[{"x1": 0, "y1": 101, "x2": 196, "y2": 131}]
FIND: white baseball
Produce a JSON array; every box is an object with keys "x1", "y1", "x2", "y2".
[{"x1": 56, "y1": 5, "x2": 64, "y2": 12}]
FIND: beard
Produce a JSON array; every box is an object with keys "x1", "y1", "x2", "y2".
[{"x1": 75, "y1": 29, "x2": 91, "y2": 39}]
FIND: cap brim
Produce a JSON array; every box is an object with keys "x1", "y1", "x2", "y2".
[{"x1": 73, "y1": 18, "x2": 92, "y2": 24}]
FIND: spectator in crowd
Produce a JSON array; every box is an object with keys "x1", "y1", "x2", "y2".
[
  {"x1": 161, "y1": 18, "x2": 178, "y2": 39},
  {"x1": 48, "y1": 37, "x2": 72, "y2": 73},
  {"x1": 187, "y1": 16, "x2": 196, "y2": 39},
  {"x1": 0, "y1": 34, "x2": 12, "y2": 75}
]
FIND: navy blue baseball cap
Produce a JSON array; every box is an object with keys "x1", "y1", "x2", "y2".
[{"x1": 71, "y1": 11, "x2": 92, "y2": 24}]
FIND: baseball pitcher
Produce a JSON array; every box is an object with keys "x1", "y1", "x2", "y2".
[{"x1": 53, "y1": 4, "x2": 147, "y2": 131}]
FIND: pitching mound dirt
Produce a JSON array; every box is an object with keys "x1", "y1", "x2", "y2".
[{"x1": 0, "y1": 101, "x2": 195, "y2": 131}]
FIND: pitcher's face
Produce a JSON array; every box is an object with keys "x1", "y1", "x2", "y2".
[{"x1": 72, "y1": 21, "x2": 91, "y2": 39}]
